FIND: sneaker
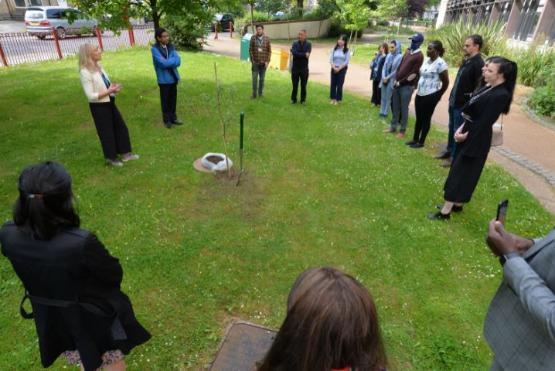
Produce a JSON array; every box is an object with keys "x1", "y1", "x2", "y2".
[
  {"x1": 435, "y1": 151, "x2": 451, "y2": 160},
  {"x1": 164, "y1": 122, "x2": 173, "y2": 129},
  {"x1": 427, "y1": 211, "x2": 450, "y2": 220},
  {"x1": 106, "y1": 159, "x2": 123, "y2": 167},
  {"x1": 436, "y1": 204, "x2": 463, "y2": 212},
  {"x1": 405, "y1": 140, "x2": 417, "y2": 146},
  {"x1": 172, "y1": 119, "x2": 183, "y2": 125},
  {"x1": 383, "y1": 128, "x2": 396, "y2": 133},
  {"x1": 396, "y1": 132, "x2": 406, "y2": 139},
  {"x1": 291, "y1": 100, "x2": 297, "y2": 104},
  {"x1": 410, "y1": 143, "x2": 424, "y2": 149},
  {"x1": 121, "y1": 153, "x2": 140, "y2": 162},
  {"x1": 441, "y1": 159, "x2": 452, "y2": 168}
]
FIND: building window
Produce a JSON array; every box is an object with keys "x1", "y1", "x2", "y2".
[
  {"x1": 15, "y1": 0, "x2": 45, "y2": 7},
  {"x1": 514, "y1": 0, "x2": 546, "y2": 41},
  {"x1": 499, "y1": 1, "x2": 512, "y2": 23}
]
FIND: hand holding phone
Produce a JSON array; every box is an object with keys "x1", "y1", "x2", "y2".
[{"x1": 496, "y1": 199, "x2": 509, "y2": 225}]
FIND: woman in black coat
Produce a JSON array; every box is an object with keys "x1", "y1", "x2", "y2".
[
  {"x1": 428, "y1": 57, "x2": 518, "y2": 220},
  {"x1": 0, "y1": 162, "x2": 151, "y2": 370}
]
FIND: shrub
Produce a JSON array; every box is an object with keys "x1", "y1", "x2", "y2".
[
  {"x1": 528, "y1": 86, "x2": 555, "y2": 118},
  {"x1": 514, "y1": 43, "x2": 555, "y2": 86},
  {"x1": 527, "y1": 65, "x2": 555, "y2": 117},
  {"x1": 426, "y1": 20, "x2": 508, "y2": 66}
]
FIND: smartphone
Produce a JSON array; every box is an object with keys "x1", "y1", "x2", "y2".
[{"x1": 496, "y1": 199, "x2": 509, "y2": 224}]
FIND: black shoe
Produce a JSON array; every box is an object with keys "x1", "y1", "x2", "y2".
[
  {"x1": 291, "y1": 100, "x2": 297, "y2": 104},
  {"x1": 410, "y1": 143, "x2": 424, "y2": 149},
  {"x1": 435, "y1": 151, "x2": 451, "y2": 160},
  {"x1": 164, "y1": 122, "x2": 172, "y2": 129},
  {"x1": 427, "y1": 211, "x2": 450, "y2": 220},
  {"x1": 251, "y1": 94, "x2": 257, "y2": 99},
  {"x1": 405, "y1": 140, "x2": 417, "y2": 146},
  {"x1": 172, "y1": 119, "x2": 183, "y2": 125},
  {"x1": 436, "y1": 205, "x2": 463, "y2": 212}
]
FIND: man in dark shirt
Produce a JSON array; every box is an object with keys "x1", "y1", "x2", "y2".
[
  {"x1": 387, "y1": 33, "x2": 424, "y2": 138},
  {"x1": 290, "y1": 30, "x2": 312, "y2": 104},
  {"x1": 437, "y1": 34, "x2": 484, "y2": 166}
]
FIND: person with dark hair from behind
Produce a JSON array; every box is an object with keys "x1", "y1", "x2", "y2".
[
  {"x1": 385, "y1": 32, "x2": 424, "y2": 138},
  {"x1": 428, "y1": 57, "x2": 518, "y2": 220},
  {"x1": 437, "y1": 34, "x2": 484, "y2": 167},
  {"x1": 329, "y1": 35, "x2": 351, "y2": 105},
  {"x1": 484, "y1": 220, "x2": 555, "y2": 370},
  {"x1": 152, "y1": 27, "x2": 182, "y2": 129},
  {"x1": 370, "y1": 43, "x2": 388, "y2": 107},
  {"x1": 290, "y1": 29, "x2": 312, "y2": 104},
  {"x1": 0, "y1": 162, "x2": 151, "y2": 370},
  {"x1": 406, "y1": 40, "x2": 449, "y2": 148},
  {"x1": 258, "y1": 267, "x2": 387, "y2": 371},
  {"x1": 249, "y1": 24, "x2": 272, "y2": 99}
]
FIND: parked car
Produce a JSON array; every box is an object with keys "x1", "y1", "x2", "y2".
[
  {"x1": 211, "y1": 13, "x2": 234, "y2": 32},
  {"x1": 25, "y1": 6, "x2": 98, "y2": 40}
]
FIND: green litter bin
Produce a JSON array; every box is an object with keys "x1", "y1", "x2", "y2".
[{"x1": 240, "y1": 33, "x2": 252, "y2": 61}]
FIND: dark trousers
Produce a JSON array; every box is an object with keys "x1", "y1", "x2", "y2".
[
  {"x1": 390, "y1": 85, "x2": 415, "y2": 133},
  {"x1": 159, "y1": 83, "x2": 178, "y2": 124},
  {"x1": 412, "y1": 91, "x2": 442, "y2": 144},
  {"x1": 447, "y1": 105, "x2": 464, "y2": 158},
  {"x1": 89, "y1": 97, "x2": 132, "y2": 160},
  {"x1": 371, "y1": 79, "x2": 381, "y2": 105},
  {"x1": 291, "y1": 68, "x2": 309, "y2": 102},
  {"x1": 252, "y1": 63, "x2": 267, "y2": 97},
  {"x1": 330, "y1": 68, "x2": 347, "y2": 101}
]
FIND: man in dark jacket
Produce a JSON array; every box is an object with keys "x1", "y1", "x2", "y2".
[
  {"x1": 437, "y1": 34, "x2": 484, "y2": 166},
  {"x1": 290, "y1": 30, "x2": 312, "y2": 104},
  {"x1": 387, "y1": 33, "x2": 424, "y2": 138}
]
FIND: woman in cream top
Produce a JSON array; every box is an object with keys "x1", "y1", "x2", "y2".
[{"x1": 79, "y1": 44, "x2": 138, "y2": 166}]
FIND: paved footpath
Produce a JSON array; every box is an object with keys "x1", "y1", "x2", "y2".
[{"x1": 204, "y1": 34, "x2": 555, "y2": 214}]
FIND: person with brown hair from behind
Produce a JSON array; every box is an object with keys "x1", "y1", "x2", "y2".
[{"x1": 258, "y1": 267, "x2": 388, "y2": 371}]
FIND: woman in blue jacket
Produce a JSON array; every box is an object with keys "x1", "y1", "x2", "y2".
[{"x1": 151, "y1": 28, "x2": 182, "y2": 129}]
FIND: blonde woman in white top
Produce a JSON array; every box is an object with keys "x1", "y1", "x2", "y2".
[{"x1": 79, "y1": 43, "x2": 138, "y2": 167}]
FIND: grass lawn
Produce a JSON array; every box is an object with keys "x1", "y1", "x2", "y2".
[{"x1": 0, "y1": 48, "x2": 553, "y2": 370}]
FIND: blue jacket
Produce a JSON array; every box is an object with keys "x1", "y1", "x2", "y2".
[
  {"x1": 382, "y1": 40, "x2": 402, "y2": 83},
  {"x1": 151, "y1": 44, "x2": 181, "y2": 84}
]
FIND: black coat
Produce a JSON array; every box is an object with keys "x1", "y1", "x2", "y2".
[
  {"x1": 444, "y1": 83, "x2": 510, "y2": 203},
  {"x1": 451, "y1": 53, "x2": 484, "y2": 108},
  {"x1": 459, "y1": 84, "x2": 510, "y2": 158},
  {"x1": 0, "y1": 222, "x2": 151, "y2": 371}
]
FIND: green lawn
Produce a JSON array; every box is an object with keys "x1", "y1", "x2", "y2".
[{"x1": 0, "y1": 48, "x2": 553, "y2": 370}]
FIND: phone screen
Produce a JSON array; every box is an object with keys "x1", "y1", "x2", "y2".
[{"x1": 496, "y1": 199, "x2": 509, "y2": 224}]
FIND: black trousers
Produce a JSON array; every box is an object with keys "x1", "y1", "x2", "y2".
[
  {"x1": 159, "y1": 83, "x2": 178, "y2": 124},
  {"x1": 412, "y1": 90, "x2": 442, "y2": 144},
  {"x1": 371, "y1": 78, "x2": 381, "y2": 105},
  {"x1": 291, "y1": 68, "x2": 309, "y2": 102},
  {"x1": 89, "y1": 97, "x2": 132, "y2": 160}
]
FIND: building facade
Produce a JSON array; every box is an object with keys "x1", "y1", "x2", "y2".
[
  {"x1": 436, "y1": 0, "x2": 555, "y2": 44},
  {"x1": 0, "y1": 0, "x2": 64, "y2": 21}
]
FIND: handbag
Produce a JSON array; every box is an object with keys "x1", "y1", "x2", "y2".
[{"x1": 491, "y1": 115, "x2": 503, "y2": 147}]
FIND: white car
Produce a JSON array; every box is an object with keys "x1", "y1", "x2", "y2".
[{"x1": 25, "y1": 6, "x2": 98, "y2": 39}]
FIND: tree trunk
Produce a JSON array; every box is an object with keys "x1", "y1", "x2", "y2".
[
  {"x1": 251, "y1": 3, "x2": 255, "y2": 33},
  {"x1": 150, "y1": 0, "x2": 160, "y2": 29},
  {"x1": 297, "y1": 0, "x2": 303, "y2": 16}
]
